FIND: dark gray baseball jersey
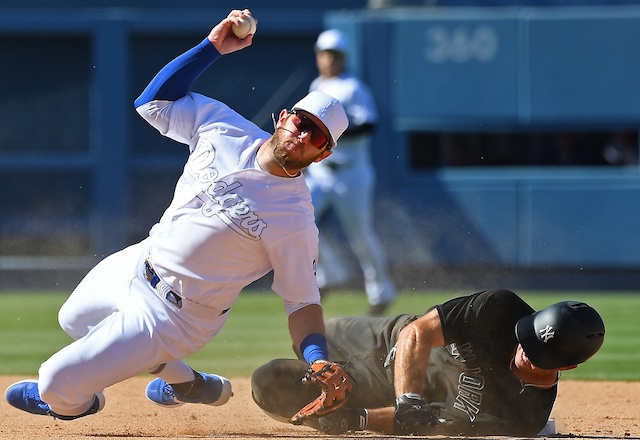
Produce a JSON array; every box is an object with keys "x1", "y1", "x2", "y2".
[{"x1": 252, "y1": 289, "x2": 557, "y2": 436}]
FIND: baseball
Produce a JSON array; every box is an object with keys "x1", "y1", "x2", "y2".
[{"x1": 232, "y1": 14, "x2": 257, "y2": 39}]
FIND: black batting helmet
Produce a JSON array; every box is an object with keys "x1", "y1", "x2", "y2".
[{"x1": 515, "y1": 300, "x2": 605, "y2": 370}]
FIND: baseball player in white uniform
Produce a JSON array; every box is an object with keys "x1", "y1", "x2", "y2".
[
  {"x1": 6, "y1": 9, "x2": 352, "y2": 421},
  {"x1": 305, "y1": 29, "x2": 396, "y2": 315}
]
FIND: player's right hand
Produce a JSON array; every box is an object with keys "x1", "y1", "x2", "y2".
[
  {"x1": 207, "y1": 9, "x2": 254, "y2": 55},
  {"x1": 394, "y1": 393, "x2": 441, "y2": 427}
]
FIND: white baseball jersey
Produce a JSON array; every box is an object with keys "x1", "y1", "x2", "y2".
[{"x1": 137, "y1": 92, "x2": 321, "y2": 333}]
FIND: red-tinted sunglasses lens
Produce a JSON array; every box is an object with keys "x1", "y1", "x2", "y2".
[{"x1": 291, "y1": 113, "x2": 330, "y2": 150}]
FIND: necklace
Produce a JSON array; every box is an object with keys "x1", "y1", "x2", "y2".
[
  {"x1": 279, "y1": 163, "x2": 300, "y2": 178},
  {"x1": 256, "y1": 148, "x2": 299, "y2": 178}
]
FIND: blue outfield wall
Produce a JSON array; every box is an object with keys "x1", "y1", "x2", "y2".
[
  {"x1": 395, "y1": 167, "x2": 640, "y2": 269},
  {"x1": 325, "y1": 6, "x2": 640, "y2": 274},
  {"x1": 1, "y1": 5, "x2": 640, "y2": 289}
]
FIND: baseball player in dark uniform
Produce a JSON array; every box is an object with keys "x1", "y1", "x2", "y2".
[{"x1": 251, "y1": 289, "x2": 605, "y2": 436}]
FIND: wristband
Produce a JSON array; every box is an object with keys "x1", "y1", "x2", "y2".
[
  {"x1": 358, "y1": 408, "x2": 369, "y2": 430},
  {"x1": 299, "y1": 333, "x2": 328, "y2": 363}
]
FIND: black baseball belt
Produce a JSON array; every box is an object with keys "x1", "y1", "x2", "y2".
[
  {"x1": 144, "y1": 259, "x2": 229, "y2": 315},
  {"x1": 144, "y1": 259, "x2": 183, "y2": 309}
]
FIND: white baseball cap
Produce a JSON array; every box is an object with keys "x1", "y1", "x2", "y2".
[
  {"x1": 292, "y1": 91, "x2": 349, "y2": 149},
  {"x1": 315, "y1": 29, "x2": 349, "y2": 54}
]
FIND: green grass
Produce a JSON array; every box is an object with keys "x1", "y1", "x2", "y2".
[{"x1": 1, "y1": 289, "x2": 637, "y2": 380}]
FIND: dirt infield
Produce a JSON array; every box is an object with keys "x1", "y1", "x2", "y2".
[{"x1": 1, "y1": 376, "x2": 637, "y2": 439}]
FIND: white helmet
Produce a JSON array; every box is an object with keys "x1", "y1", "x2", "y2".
[
  {"x1": 315, "y1": 29, "x2": 349, "y2": 54},
  {"x1": 291, "y1": 91, "x2": 349, "y2": 149}
]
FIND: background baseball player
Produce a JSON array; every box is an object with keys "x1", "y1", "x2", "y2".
[
  {"x1": 305, "y1": 29, "x2": 397, "y2": 316},
  {"x1": 251, "y1": 289, "x2": 605, "y2": 436},
  {"x1": 5, "y1": 9, "x2": 352, "y2": 421}
]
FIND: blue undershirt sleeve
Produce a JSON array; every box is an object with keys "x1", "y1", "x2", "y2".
[{"x1": 134, "y1": 37, "x2": 221, "y2": 107}]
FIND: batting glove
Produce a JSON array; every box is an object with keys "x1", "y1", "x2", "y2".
[{"x1": 394, "y1": 393, "x2": 441, "y2": 427}]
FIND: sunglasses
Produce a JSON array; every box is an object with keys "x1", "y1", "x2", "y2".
[{"x1": 289, "y1": 110, "x2": 331, "y2": 151}]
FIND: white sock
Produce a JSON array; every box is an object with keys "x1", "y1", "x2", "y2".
[{"x1": 152, "y1": 361, "x2": 195, "y2": 384}]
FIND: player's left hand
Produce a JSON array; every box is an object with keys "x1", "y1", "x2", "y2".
[
  {"x1": 290, "y1": 360, "x2": 352, "y2": 424},
  {"x1": 207, "y1": 9, "x2": 255, "y2": 55}
]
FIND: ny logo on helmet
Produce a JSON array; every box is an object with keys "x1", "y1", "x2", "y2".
[{"x1": 538, "y1": 325, "x2": 555, "y2": 343}]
